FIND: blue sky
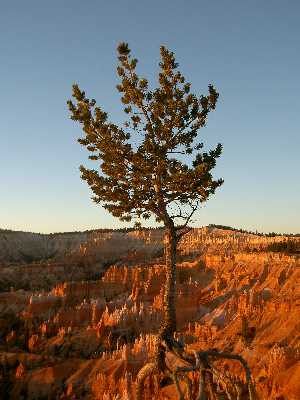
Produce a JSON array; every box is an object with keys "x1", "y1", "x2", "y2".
[{"x1": 0, "y1": 1, "x2": 299, "y2": 233}]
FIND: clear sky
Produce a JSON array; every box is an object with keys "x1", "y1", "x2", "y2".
[{"x1": 1, "y1": 1, "x2": 299, "y2": 234}]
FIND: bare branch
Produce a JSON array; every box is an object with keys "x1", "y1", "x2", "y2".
[{"x1": 166, "y1": 150, "x2": 186, "y2": 155}]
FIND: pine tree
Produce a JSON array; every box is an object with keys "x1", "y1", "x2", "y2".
[
  {"x1": 68, "y1": 44, "x2": 255, "y2": 399},
  {"x1": 68, "y1": 41, "x2": 222, "y2": 332}
]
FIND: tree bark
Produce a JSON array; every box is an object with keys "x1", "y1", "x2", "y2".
[
  {"x1": 163, "y1": 225, "x2": 177, "y2": 333},
  {"x1": 153, "y1": 223, "x2": 178, "y2": 372},
  {"x1": 157, "y1": 222, "x2": 178, "y2": 346}
]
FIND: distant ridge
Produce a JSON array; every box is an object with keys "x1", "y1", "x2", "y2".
[
  {"x1": 0, "y1": 226, "x2": 164, "y2": 236},
  {"x1": 1, "y1": 225, "x2": 299, "y2": 237},
  {"x1": 208, "y1": 224, "x2": 300, "y2": 237},
  {"x1": 1, "y1": 225, "x2": 299, "y2": 266}
]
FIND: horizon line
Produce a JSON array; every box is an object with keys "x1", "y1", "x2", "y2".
[{"x1": 1, "y1": 224, "x2": 299, "y2": 237}]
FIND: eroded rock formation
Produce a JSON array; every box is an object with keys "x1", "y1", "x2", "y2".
[{"x1": 0, "y1": 228, "x2": 299, "y2": 399}]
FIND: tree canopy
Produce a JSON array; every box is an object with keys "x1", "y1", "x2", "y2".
[{"x1": 68, "y1": 43, "x2": 223, "y2": 230}]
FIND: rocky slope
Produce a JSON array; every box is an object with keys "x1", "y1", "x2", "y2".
[
  {"x1": 0, "y1": 228, "x2": 164, "y2": 265},
  {"x1": 0, "y1": 229, "x2": 89, "y2": 264}
]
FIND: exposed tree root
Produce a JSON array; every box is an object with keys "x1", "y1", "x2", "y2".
[
  {"x1": 136, "y1": 362, "x2": 158, "y2": 400},
  {"x1": 136, "y1": 334, "x2": 256, "y2": 400}
]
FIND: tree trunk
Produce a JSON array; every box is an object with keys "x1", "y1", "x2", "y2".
[{"x1": 161, "y1": 224, "x2": 177, "y2": 335}]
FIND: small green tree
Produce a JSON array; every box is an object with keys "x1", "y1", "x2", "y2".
[{"x1": 68, "y1": 44, "x2": 254, "y2": 399}]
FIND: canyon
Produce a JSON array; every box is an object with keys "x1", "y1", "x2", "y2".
[{"x1": 0, "y1": 226, "x2": 299, "y2": 399}]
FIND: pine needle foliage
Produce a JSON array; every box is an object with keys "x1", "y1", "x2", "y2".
[{"x1": 67, "y1": 43, "x2": 223, "y2": 229}]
